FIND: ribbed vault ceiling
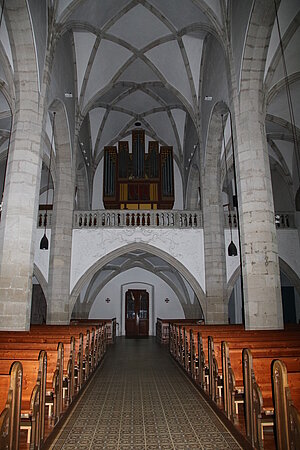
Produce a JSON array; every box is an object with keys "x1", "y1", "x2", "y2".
[{"x1": 59, "y1": 0, "x2": 217, "y2": 166}]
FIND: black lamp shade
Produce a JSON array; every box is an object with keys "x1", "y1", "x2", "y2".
[
  {"x1": 40, "y1": 233, "x2": 49, "y2": 250},
  {"x1": 233, "y1": 195, "x2": 238, "y2": 208},
  {"x1": 296, "y1": 187, "x2": 300, "y2": 211},
  {"x1": 228, "y1": 240, "x2": 238, "y2": 256}
]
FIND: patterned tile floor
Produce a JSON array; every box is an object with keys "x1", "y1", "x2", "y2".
[{"x1": 50, "y1": 338, "x2": 243, "y2": 450}]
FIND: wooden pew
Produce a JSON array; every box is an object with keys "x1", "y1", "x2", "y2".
[
  {"x1": 243, "y1": 348, "x2": 300, "y2": 449},
  {"x1": 179, "y1": 324, "x2": 300, "y2": 382},
  {"x1": 0, "y1": 324, "x2": 101, "y2": 404},
  {"x1": 170, "y1": 323, "x2": 300, "y2": 449},
  {"x1": 157, "y1": 318, "x2": 202, "y2": 345},
  {"x1": 0, "y1": 351, "x2": 47, "y2": 449},
  {"x1": 0, "y1": 324, "x2": 107, "y2": 448},
  {"x1": 0, "y1": 343, "x2": 63, "y2": 423},
  {"x1": 0, "y1": 361, "x2": 22, "y2": 450},
  {"x1": 272, "y1": 359, "x2": 300, "y2": 450}
]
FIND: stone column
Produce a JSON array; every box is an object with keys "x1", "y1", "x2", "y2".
[
  {"x1": 202, "y1": 108, "x2": 227, "y2": 324},
  {"x1": 234, "y1": 105, "x2": 283, "y2": 329},
  {"x1": 233, "y1": 0, "x2": 283, "y2": 330},
  {"x1": 47, "y1": 106, "x2": 75, "y2": 324},
  {"x1": 0, "y1": 1, "x2": 43, "y2": 330}
]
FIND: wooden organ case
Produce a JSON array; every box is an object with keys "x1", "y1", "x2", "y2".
[{"x1": 103, "y1": 130, "x2": 174, "y2": 210}]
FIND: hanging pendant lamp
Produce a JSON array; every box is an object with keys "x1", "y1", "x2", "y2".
[
  {"x1": 40, "y1": 111, "x2": 56, "y2": 250},
  {"x1": 221, "y1": 114, "x2": 238, "y2": 257}
]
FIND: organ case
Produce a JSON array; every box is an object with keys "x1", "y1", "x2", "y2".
[{"x1": 103, "y1": 130, "x2": 174, "y2": 210}]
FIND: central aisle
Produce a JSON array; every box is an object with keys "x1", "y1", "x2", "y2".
[{"x1": 51, "y1": 338, "x2": 243, "y2": 449}]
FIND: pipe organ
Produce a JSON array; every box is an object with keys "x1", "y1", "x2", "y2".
[{"x1": 103, "y1": 130, "x2": 174, "y2": 210}]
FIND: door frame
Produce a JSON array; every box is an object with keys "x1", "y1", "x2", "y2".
[{"x1": 121, "y1": 282, "x2": 154, "y2": 336}]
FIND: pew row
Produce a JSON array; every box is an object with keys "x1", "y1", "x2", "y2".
[
  {"x1": 272, "y1": 359, "x2": 300, "y2": 450},
  {"x1": 167, "y1": 321, "x2": 300, "y2": 449},
  {"x1": 0, "y1": 361, "x2": 22, "y2": 450},
  {"x1": 0, "y1": 322, "x2": 109, "y2": 449}
]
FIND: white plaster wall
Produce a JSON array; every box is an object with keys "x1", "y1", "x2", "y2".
[
  {"x1": 70, "y1": 228, "x2": 205, "y2": 293},
  {"x1": 225, "y1": 229, "x2": 240, "y2": 282},
  {"x1": 277, "y1": 229, "x2": 300, "y2": 278},
  {"x1": 225, "y1": 228, "x2": 300, "y2": 283},
  {"x1": 34, "y1": 229, "x2": 51, "y2": 282},
  {"x1": 88, "y1": 267, "x2": 184, "y2": 335}
]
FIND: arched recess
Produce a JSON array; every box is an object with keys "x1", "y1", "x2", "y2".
[
  {"x1": 33, "y1": 263, "x2": 48, "y2": 303},
  {"x1": 69, "y1": 242, "x2": 206, "y2": 318},
  {"x1": 72, "y1": 257, "x2": 203, "y2": 319},
  {"x1": 31, "y1": 264, "x2": 48, "y2": 324},
  {"x1": 227, "y1": 259, "x2": 300, "y2": 325},
  {"x1": 226, "y1": 266, "x2": 243, "y2": 325},
  {"x1": 227, "y1": 266, "x2": 241, "y2": 303},
  {"x1": 279, "y1": 257, "x2": 300, "y2": 298},
  {"x1": 279, "y1": 257, "x2": 300, "y2": 324}
]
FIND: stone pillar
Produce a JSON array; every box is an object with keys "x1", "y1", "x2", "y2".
[
  {"x1": 202, "y1": 108, "x2": 227, "y2": 324},
  {"x1": 235, "y1": 106, "x2": 283, "y2": 329},
  {"x1": 47, "y1": 106, "x2": 75, "y2": 324},
  {"x1": 0, "y1": 2, "x2": 43, "y2": 330},
  {"x1": 71, "y1": 297, "x2": 90, "y2": 319},
  {"x1": 233, "y1": 0, "x2": 283, "y2": 330}
]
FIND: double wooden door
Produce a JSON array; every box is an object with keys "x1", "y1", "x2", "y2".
[{"x1": 125, "y1": 289, "x2": 149, "y2": 337}]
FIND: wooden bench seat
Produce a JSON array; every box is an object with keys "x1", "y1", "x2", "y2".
[
  {"x1": 0, "y1": 323, "x2": 109, "y2": 449},
  {"x1": 0, "y1": 353, "x2": 46, "y2": 450},
  {"x1": 0, "y1": 362, "x2": 22, "y2": 450},
  {"x1": 0, "y1": 324, "x2": 106, "y2": 382},
  {"x1": 242, "y1": 348, "x2": 300, "y2": 449},
  {"x1": 169, "y1": 323, "x2": 300, "y2": 450},
  {"x1": 0, "y1": 375, "x2": 11, "y2": 413},
  {"x1": 272, "y1": 360, "x2": 300, "y2": 450},
  {"x1": 0, "y1": 344, "x2": 63, "y2": 423}
]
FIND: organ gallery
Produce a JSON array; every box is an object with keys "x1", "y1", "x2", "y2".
[{"x1": 103, "y1": 129, "x2": 174, "y2": 210}]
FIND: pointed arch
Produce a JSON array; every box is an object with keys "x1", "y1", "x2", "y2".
[
  {"x1": 33, "y1": 263, "x2": 48, "y2": 304},
  {"x1": 69, "y1": 242, "x2": 206, "y2": 317}
]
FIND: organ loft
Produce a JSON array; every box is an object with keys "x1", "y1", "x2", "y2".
[{"x1": 103, "y1": 129, "x2": 174, "y2": 210}]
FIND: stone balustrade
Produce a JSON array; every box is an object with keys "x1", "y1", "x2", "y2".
[
  {"x1": 224, "y1": 211, "x2": 295, "y2": 229},
  {"x1": 37, "y1": 208, "x2": 295, "y2": 230},
  {"x1": 274, "y1": 212, "x2": 296, "y2": 229},
  {"x1": 38, "y1": 210, "x2": 53, "y2": 228},
  {"x1": 73, "y1": 210, "x2": 203, "y2": 229},
  {"x1": 223, "y1": 211, "x2": 238, "y2": 228}
]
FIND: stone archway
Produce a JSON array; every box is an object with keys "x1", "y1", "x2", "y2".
[{"x1": 69, "y1": 242, "x2": 206, "y2": 321}]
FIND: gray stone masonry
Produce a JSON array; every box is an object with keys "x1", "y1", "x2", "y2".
[
  {"x1": 0, "y1": 1, "x2": 44, "y2": 330},
  {"x1": 47, "y1": 106, "x2": 75, "y2": 324}
]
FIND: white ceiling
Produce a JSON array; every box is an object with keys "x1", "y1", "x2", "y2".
[{"x1": 0, "y1": 0, "x2": 298, "y2": 209}]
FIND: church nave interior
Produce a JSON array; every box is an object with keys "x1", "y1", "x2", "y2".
[{"x1": 0, "y1": 0, "x2": 300, "y2": 449}]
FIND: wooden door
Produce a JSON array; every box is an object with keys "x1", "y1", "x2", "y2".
[{"x1": 125, "y1": 289, "x2": 149, "y2": 337}]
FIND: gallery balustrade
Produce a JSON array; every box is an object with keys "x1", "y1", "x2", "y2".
[{"x1": 37, "y1": 209, "x2": 295, "y2": 230}]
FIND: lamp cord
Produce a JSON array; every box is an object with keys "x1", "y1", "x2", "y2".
[
  {"x1": 44, "y1": 112, "x2": 56, "y2": 234},
  {"x1": 221, "y1": 114, "x2": 233, "y2": 242}
]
